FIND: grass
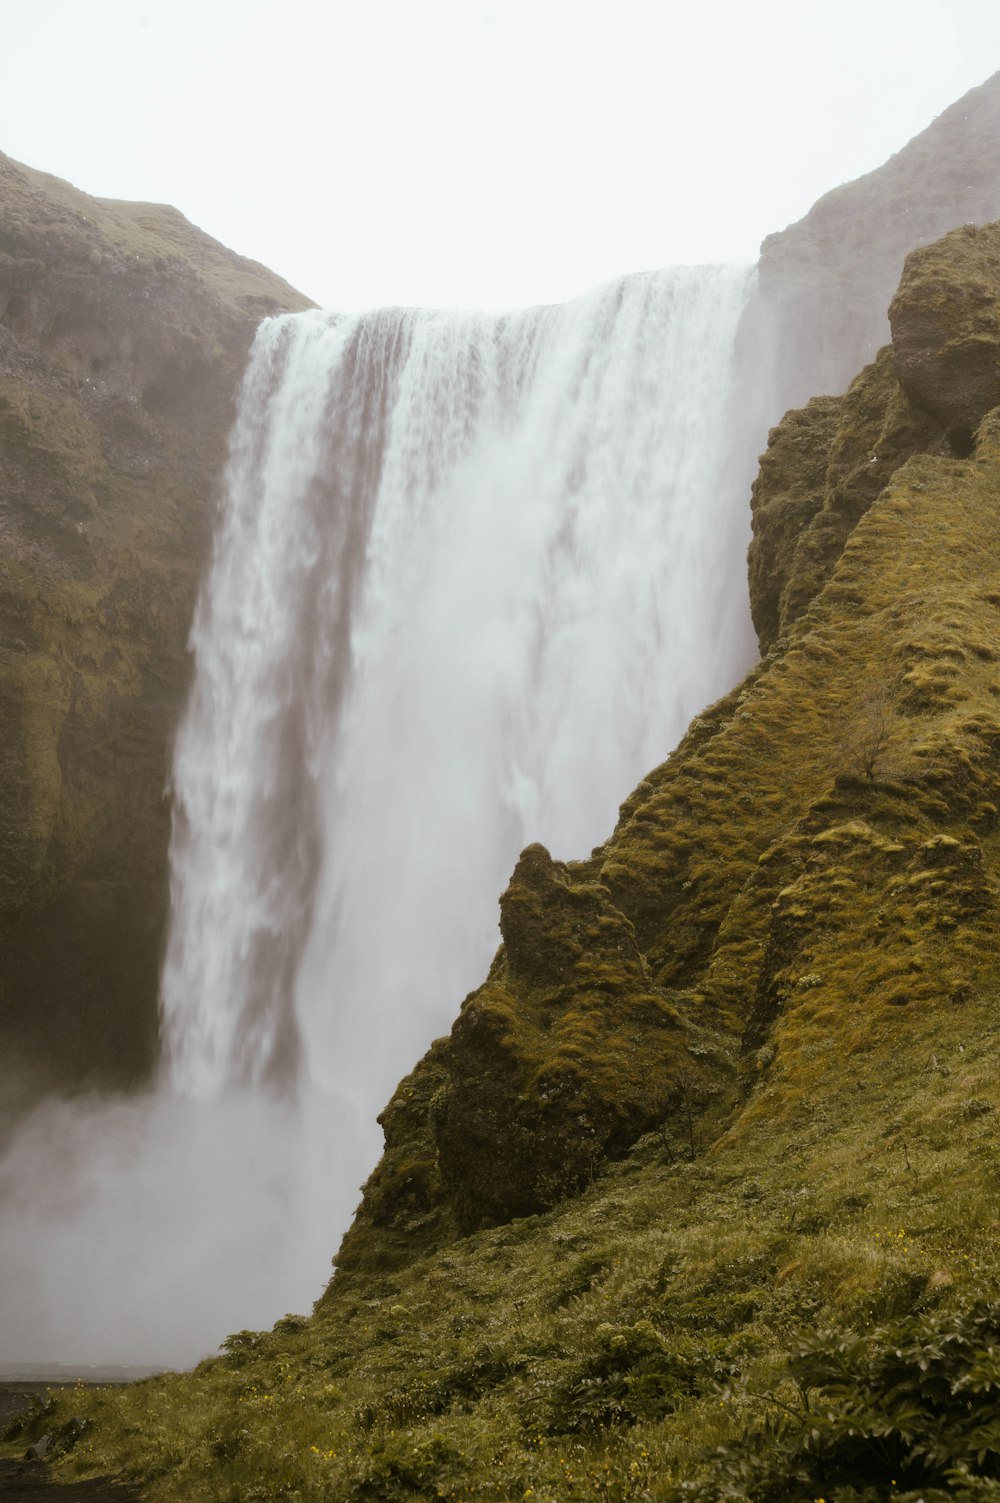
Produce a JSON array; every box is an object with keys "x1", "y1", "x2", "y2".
[{"x1": 14, "y1": 1015, "x2": 1000, "y2": 1500}]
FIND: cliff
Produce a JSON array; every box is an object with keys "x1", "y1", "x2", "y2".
[
  {"x1": 0, "y1": 153, "x2": 312, "y2": 1104},
  {"x1": 21, "y1": 217, "x2": 1000, "y2": 1502},
  {"x1": 741, "y1": 69, "x2": 1000, "y2": 417}
]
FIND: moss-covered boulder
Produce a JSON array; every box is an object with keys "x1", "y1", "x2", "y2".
[
  {"x1": 0, "y1": 152, "x2": 312, "y2": 1102},
  {"x1": 891, "y1": 219, "x2": 1000, "y2": 441}
]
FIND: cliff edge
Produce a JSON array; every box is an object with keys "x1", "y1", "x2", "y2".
[{"x1": 0, "y1": 153, "x2": 312, "y2": 1103}]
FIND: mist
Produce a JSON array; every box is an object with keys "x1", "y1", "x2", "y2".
[{"x1": 0, "y1": 1089, "x2": 367, "y2": 1368}]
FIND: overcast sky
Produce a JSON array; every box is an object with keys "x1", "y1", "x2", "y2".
[{"x1": 3, "y1": 0, "x2": 1000, "y2": 311}]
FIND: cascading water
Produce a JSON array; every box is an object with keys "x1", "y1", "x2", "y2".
[
  {"x1": 164, "y1": 264, "x2": 756, "y2": 1120},
  {"x1": 0, "y1": 265, "x2": 760, "y2": 1368}
]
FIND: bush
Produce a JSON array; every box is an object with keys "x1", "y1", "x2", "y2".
[{"x1": 673, "y1": 1300, "x2": 1000, "y2": 1502}]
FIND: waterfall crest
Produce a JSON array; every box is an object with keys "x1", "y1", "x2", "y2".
[{"x1": 163, "y1": 265, "x2": 756, "y2": 1122}]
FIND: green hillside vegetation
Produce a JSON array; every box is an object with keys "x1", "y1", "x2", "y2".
[{"x1": 10, "y1": 224, "x2": 1000, "y2": 1500}]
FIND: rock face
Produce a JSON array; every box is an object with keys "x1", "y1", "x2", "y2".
[
  {"x1": 742, "y1": 71, "x2": 1000, "y2": 417},
  {"x1": 749, "y1": 220, "x2": 1000, "y2": 655},
  {"x1": 339, "y1": 840, "x2": 728, "y2": 1273},
  {"x1": 890, "y1": 220, "x2": 1000, "y2": 439},
  {"x1": 0, "y1": 153, "x2": 311, "y2": 1101}
]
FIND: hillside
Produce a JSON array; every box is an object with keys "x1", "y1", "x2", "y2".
[
  {"x1": 744, "y1": 69, "x2": 1000, "y2": 414},
  {"x1": 12, "y1": 219, "x2": 1000, "y2": 1502},
  {"x1": 0, "y1": 152, "x2": 312, "y2": 1109}
]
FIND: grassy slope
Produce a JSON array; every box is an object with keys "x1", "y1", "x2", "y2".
[{"x1": 10, "y1": 226, "x2": 1000, "y2": 1497}]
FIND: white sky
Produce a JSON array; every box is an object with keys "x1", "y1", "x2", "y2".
[{"x1": 3, "y1": 0, "x2": 1000, "y2": 311}]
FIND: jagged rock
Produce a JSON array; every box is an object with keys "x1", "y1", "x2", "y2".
[
  {"x1": 890, "y1": 221, "x2": 1000, "y2": 442},
  {"x1": 335, "y1": 841, "x2": 726, "y2": 1262},
  {"x1": 751, "y1": 216, "x2": 1000, "y2": 657},
  {"x1": 749, "y1": 347, "x2": 942, "y2": 653}
]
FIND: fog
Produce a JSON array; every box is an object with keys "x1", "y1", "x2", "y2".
[
  {"x1": 4, "y1": 1, "x2": 1000, "y2": 308},
  {"x1": 0, "y1": 1090, "x2": 367, "y2": 1367}
]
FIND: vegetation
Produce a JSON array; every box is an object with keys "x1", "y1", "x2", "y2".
[
  {"x1": 675, "y1": 1300, "x2": 1000, "y2": 1501},
  {"x1": 10, "y1": 1009, "x2": 1000, "y2": 1501}
]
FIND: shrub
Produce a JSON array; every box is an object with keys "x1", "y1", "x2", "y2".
[{"x1": 673, "y1": 1300, "x2": 1000, "y2": 1501}]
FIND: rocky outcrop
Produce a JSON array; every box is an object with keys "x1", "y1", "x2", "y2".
[
  {"x1": 741, "y1": 71, "x2": 1000, "y2": 419},
  {"x1": 890, "y1": 220, "x2": 1000, "y2": 440},
  {"x1": 0, "y1": 153, "x2": 311, "y2": 1102},
  {"x1": 337, "y1": 842, "x2": 729, "y2": 1273},
  {"x1": 749, "y1": 219, "x2": 1000, "y2": 655}
]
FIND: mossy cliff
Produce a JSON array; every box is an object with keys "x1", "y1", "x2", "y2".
[
  {"x1": 748, "y1": 220, "x2": 1000, "y2": 654},
  {"x1": 30, "y1": 217, "x2": 1000, "y2": 1499},
  {"x1": 0, "y1": 153, "x2": 311, "y2": 1102}
]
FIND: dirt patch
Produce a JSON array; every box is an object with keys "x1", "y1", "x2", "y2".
[{"x1": 0, "y1": 1458, "x2": 142, "y2": 1499}]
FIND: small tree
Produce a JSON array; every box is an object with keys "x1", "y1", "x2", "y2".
[{"x1": 841, "y1": 681, "x2": 901, "y2": 782}]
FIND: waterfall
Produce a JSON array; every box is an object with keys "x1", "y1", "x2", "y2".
[
  {"x1": 0, "y1": 266, "x2": 759, "y2": 1368},
  {"x1": 163, "y1": 265, "x2": 756, "y2": 1122}
]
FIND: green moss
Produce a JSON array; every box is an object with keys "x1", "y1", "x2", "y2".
[{"x1": 748, "y1": 346, "x2": 944, "y2": 653}]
